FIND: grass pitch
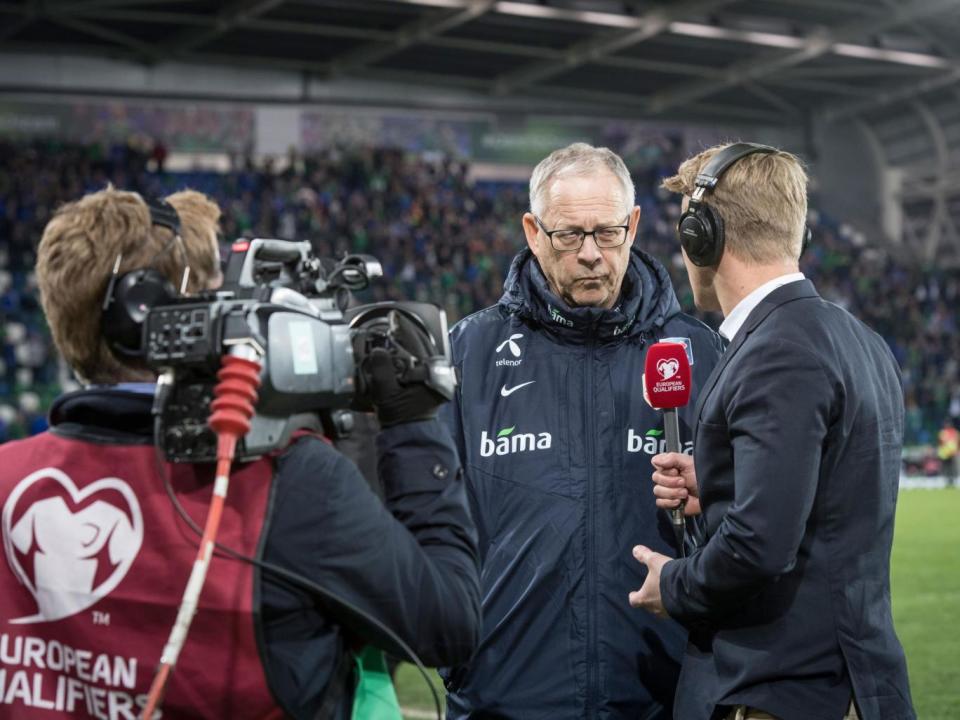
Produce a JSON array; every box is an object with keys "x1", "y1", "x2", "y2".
[
  {"x1": 891, "y1": 488, "x2": 960, "y2": 719},
  {"x1": 395, "y1": 663, "x2": 444, "y2": 718},
  {"x1": 395, "y1": 488, "x2": 960, "y2": 719}
]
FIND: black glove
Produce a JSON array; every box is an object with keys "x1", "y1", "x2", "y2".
[{"x1": 358, "y1": 311, "x2": 446, "y2": 428}]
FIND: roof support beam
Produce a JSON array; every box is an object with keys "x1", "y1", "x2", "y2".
[
  {"x1": 814, "y1": 0, "x2": 960, "y2": 121},
  {"x1": 647, "y1": 0, "x2": 960, "y2": 114},
  {"x1": 0, "y1": 1, "x2": 41, "y2": 43},
  {"x1": 877, "y1": 0, "x2": 959, "y2": 59},
  {"x1": 768, "y1": 77, "x2": 878, "y2": 97},
  {"x1": 757, "y1": 0, "x2": 888, "y2": 15},
  {"x1": 48, "y1": 0, "x2": 180, "y2": 10},
  {"x1": 913, "y1": 101, "x2": 952, "y2": 262},
  {"x1": 62, "y1": 8, "x2": 397, "y2": 44},
  {"x1": 491, "y1": 0, "x2": 734, "y2": 96},
  {"x1": 780, "y1": 64, "x2": 935, "y2": 79},
  {"x1": 46, "y1": 13, "x2": 162, "y2": 61},
  {"x1": 820, "y1": 67, "x2": 960, "y2": 122},
  {"x1": 162, "y1": 0, "x2": 288, "y2": 56},
  {"x1": 16, "y1": 6, "x2": 726, "y2": 80},
  {"x1": 327, "y1": 0, "x2": 494, "y2": 78},
  {"x1": 900, "y1": 176, "x2": 960, "y2": 203},
  {"x1": 743, "y1": 82, "x2": 802, "y2": 115},
  {"x1": 56, "y1": 8, "x2": 214, "y2": 26}
]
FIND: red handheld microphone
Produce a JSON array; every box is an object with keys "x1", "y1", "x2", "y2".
[{"x1": 643, "y1": 341, "x2": 692, "y2": 554}]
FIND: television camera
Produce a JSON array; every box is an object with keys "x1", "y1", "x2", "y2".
[{"x1": 142, "y1": 238, "x2": 455, "y2": 463}]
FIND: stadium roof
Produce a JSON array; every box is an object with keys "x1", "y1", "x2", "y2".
[{"x1": 0, "y1": 0, "x2": 958, "y2": 128}]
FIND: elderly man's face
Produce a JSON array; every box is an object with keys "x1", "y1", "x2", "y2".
[{"x1": 523, "y1": 171, "x2": 639, "y2": 310}]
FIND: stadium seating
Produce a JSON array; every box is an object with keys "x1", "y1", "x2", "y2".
[{"x1": 1, "y1": 139, "x2": 957, "y2": 448}]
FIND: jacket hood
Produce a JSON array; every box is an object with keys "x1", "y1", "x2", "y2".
[{"x1": 498, "y1": 246, "x2": 682, "y2": 342}]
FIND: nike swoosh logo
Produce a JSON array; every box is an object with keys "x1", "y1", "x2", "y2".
[{"x1": 500, "y1": 381, "x2": 536, "y2": 397}]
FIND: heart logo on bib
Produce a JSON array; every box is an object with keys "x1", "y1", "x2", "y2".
[{"x1": 2, "y1": 467, "x2": 143, "y2": 624}]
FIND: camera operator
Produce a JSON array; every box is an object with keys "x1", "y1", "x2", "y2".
[{"x1": 0, "y1": 187, "x2": 480, "y2": 719}]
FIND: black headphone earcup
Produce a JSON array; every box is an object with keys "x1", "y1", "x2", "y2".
[
  {"x1": 678, "y1": 205, "x2": 724, "y2": 267},
  {"x1": 102, "y1": 269, "x2": 177, "y2": 358},
  {"x1": 801, "y1": 225, "x2": 811, "y2": 257}
]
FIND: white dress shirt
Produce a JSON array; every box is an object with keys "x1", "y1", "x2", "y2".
[{"x1": 718, "y1": 272, "x2": 806, "y2": 342}]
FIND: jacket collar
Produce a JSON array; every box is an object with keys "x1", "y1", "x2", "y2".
[
  {"x1": 50, "y1": 386, "x2": 155, "y2": 438},
  {"x1": 693, "y1": 278, "x2": 820, "y2": 422},
  {"x1": 719, "y1": 272, "x2": 805, "y2": 342},
  {"x1": 497, "y1": 246, "x2": 681, "y2": 344}
]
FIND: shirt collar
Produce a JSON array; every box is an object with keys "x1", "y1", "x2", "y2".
[{"x1": 719, "y1": 272, "x2": 805, "y2": 342}]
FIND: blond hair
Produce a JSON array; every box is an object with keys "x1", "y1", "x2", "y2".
[
  {"x1": 530, "y1": 142, "x2": 635, "y2": 218},
  {"x1": 661, "y1": 143, "x2": 808, "y2": 264},
  {"x1": 37, "y1": 187, "x2": 221, "y2": 384}
]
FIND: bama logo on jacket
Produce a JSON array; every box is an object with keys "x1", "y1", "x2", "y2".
[
  {"x1": 626, "y1": 428, "x2": 694, "y2": 455},
  {"x1": 479, "y1": 426, "x2": 552, "y2": 457},
  {"x1": 2, "y1": 468, "x2": 144, "y2": 625}
]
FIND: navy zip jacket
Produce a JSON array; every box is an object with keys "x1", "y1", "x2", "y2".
[{"x1": 440, "y1": 247, "x2": 725, "y2": 719}]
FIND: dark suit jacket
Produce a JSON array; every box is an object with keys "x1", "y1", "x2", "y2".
[{"x1": 660, "y1": 279, "x2": 915, "y2": 720}]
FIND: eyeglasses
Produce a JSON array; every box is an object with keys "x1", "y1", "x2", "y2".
[{"x1": 534, "y1": 216, "x2": 630, "y2": 252}]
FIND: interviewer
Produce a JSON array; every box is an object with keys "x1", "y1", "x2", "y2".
[{"x1": 629, "y1": 144, "x2": 915, "y2": 720}]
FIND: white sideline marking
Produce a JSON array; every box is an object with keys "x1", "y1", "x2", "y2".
[{"x1": 900, "y1": 476, "x2": 954, "y2": 489}]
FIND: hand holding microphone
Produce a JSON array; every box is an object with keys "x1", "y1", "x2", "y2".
[
  {"x1": 643, "y1": 341, "x2": 693, "y2": 555},
  {"x1": 651, "y1": 454, "x2": 699, "y2": 516}
]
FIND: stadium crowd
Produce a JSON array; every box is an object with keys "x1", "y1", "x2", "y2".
[{"x1": 1, "y1": 139, "x2": 958, "y2": 449}]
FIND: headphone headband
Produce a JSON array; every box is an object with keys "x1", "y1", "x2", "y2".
[
  {"x1": 148, "y1": 198, "x2": 182, "y2": 237},
  {"x1": 678, "y1": 142, "x2": 808, "y2": 268},
  {"x1": 694, "y1": 142, "x2": 777, "y2": 191}
]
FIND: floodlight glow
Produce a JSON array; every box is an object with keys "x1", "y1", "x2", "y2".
[
  {"x1": 669, "y1": 22, "x2": 807, "y2": 48},
  {"x1": 740, "y1": 30, "x2": 809, "y2": 49},
  {"x1": 832, "y1": 43, "x2": 949, "y2": 68},
  {"x1": 401, "y1": 0, "x2": 472, "y2": 6},
  {"x1": 494, "y1": 1, "x2": 641, "y2": 28}
]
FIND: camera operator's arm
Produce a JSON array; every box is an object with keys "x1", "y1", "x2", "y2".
[
  {"x1": 373, "y1": 418, "x2": 481, "y2": 660},
  {"x1": 354, "y1": 312, "x2": 480, "y2": 660},
  {"x1": 259, "y1": 316, "x2": 479, "y2": 684},
  {"x1": 437, "y1": 340, "x2": 491, "y2": 566}
]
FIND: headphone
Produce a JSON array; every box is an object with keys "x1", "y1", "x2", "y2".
[
  {"x1": 101, "y1": 199, "x2": 188, "y2": 358},
  {"x1": 677, "y1": 142, "x2": 812, "y2": 267}
]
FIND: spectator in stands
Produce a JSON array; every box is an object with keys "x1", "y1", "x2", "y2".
[
  {"x1": 1, "y1": 139, "x2": 958, "y2": 448},
  {"x1": 938, "y1": 418, "x2": 958, "y2": 487}
]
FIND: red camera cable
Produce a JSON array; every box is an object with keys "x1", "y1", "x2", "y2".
[{"x1": 141, "y1": 353, "x2": 262, "y2": 719}]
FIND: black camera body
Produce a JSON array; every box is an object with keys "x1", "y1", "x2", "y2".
[{"x1": 143, "y1": 239, "x2": 454, "y2": 463}]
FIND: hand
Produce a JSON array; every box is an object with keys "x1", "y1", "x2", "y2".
[
  {"x1": 628, "y1": 545, "x2": 671, "y2": 617},
  {"x1": 359, "y1": 311, "x2": 446, "y2": 428},
  {"x1": 651, "y1": 452, "x2": 701, "y2": 516}
]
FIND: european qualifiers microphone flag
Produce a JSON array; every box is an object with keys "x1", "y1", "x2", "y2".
[{"x1": 643, "y1": 341, "x2": 693, "y2": 555}]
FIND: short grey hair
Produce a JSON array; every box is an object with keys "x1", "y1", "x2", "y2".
[{"x1": 529, "y1": 142, "x2": 635, "y2": 219}]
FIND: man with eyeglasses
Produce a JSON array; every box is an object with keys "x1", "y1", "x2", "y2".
[{"x1": 439, "y1": 142, "x2": 724, "y2": 719}]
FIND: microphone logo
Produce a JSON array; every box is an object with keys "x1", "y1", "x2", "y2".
[{"x1": 656, "y1": 358, "x2": 680, "y2": 381}]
